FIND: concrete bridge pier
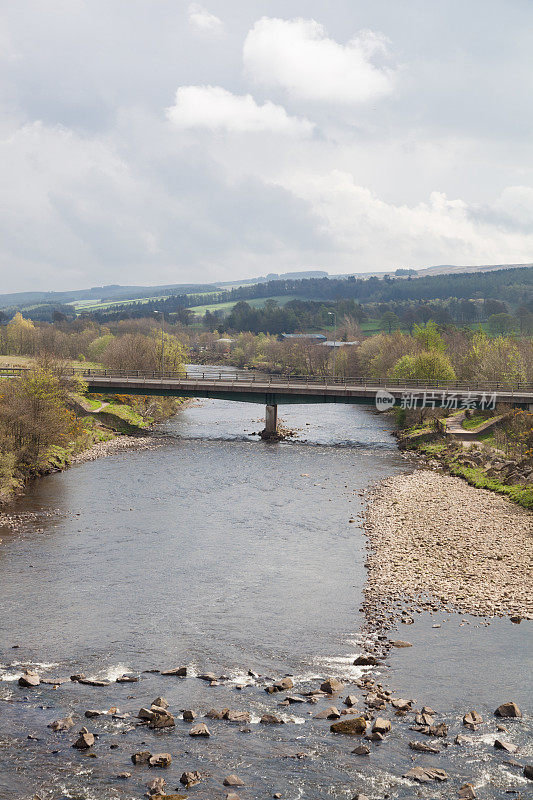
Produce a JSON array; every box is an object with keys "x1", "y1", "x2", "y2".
[{"x1": 261, "y1": 404, "x2": 279, "y2": 440}]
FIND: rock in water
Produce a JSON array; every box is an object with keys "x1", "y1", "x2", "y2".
[
  {"x1": 523, "y1": 765, "x2": 533, "y2": 780},
  {"x1": 494, "y1": 702, "x2": 522, "y2": 718},
  {"x1": 344, "y1": 695, "x2": 358, "y2": 707},
  {"x1": 152, "y1": 696, "x2": 169, "y2": 709},
  {"x1": 265, "y1": 677, "x2": 293, "y2": 693},
  {"x1": 372, "y1": 717, "x2": 391, "y2": 734},
  {"x1": 353, "y1": 654, "x2": 379, "y2": 666},
  {"x1": 390, "y1": 640, "x2": 412, "y2": 648},
  {"x1": 189, "y1": 723, "x2": 210, "y2": 737},
  {"x1": 197, "y1": 672, "x2": 217, "y2": 682},
  {"x1": 330, "y1": 717, "x2": 367, "y2": 735},
  {"x1": 18, "y1": 671, "x2": 40, "y2": 688},
  {"x1": 320, "y1": 678, "x2": 344, "y2": 694},
  {"x1": 458, "y1": 783, "x2": 476, "y2": 799},
  {"x1": 48, "y1": 715, "x2": 74, "y2": 731},
  {"x1": 149, "y1": 711, "x2": 175, "y2": 729},
  {"x1": 131, "y1": 751, "x2": 152, "y2": 764},
  {"x1": 224, "y1": 710, "x2": 251, "y2": 723},
  {"x1": 260, "y1": 714, "x2": 284, "y2": 724},
  {"x1": 223, "y1": 775, "x2": 245, "y2": 787},
  {"x1": 180, "y1": 771, "x2": 202, "y2": 788},
  {"x1": 161, "y1": 666, "x2": 187, "y2": 676},
  {"x1": 314, "y1": 706, "x2": 341, "y2": 720},
  {"x1": 494, "y1": 739, "x2": 518, "y2": 753},
  {"x1": 352, "y1": 745, "x2": 370, "y2": 755},
  {"x1": 182, "y1": 709, "x2": 196, "y2": 721},
  {"x1": 72, "y1": 730, "x2": 95, "y2": 749},
  {"x1": 403, "y1": 767, "x2": 449, "y2": 783},
  {"x1": 463, "y1": 710, "x2": 483, "y2": 729},
  {"x1": 149, "y1": 753, "x2": 172, "y2": 768},
  {"x1": 409, "y1": 740, "x2": 440, "y2": 753}
]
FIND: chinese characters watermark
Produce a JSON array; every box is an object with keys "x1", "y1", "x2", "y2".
[{"x1": 375, "y1": 389, "x2": 497, "y2": 412}]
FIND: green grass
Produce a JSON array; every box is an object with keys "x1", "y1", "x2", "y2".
[
  {"x1": 461, "y1": 414, "x2": 490, "y2": 430},
  {"x1": 103, "y1": 402, "x2": 149, "y2": 428},
  {"x1": 449, "y1": 464, "x2": 533, "y2": 510},
  {"x1": 189, "y1": 295, "x2": 300, "y2": 315}
]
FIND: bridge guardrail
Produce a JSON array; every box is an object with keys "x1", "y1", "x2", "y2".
[{"x1": 1, "y1": 366, "x2": 532, "y2": 393}]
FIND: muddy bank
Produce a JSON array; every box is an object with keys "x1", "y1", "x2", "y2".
[{"x1": 363, "y1": 469, "x2": 533, "y2": 623}]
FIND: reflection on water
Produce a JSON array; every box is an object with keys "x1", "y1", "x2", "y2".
[{"x1": 0, "y1": 396, "x2": 530, "y2": 799}]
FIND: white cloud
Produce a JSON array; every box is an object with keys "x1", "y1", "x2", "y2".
[
  {"x1": 281, "y1": 170, "x2": 533, "y2": 268},
  {"x1": 243, "y1": 17, "x2": 395, "y2": 104},
  {"x1": 187, "y1": 3, "x2": 223, "y2": 34},
  {"x1": 166, "y1": 85, "x2": 314, "y2": 136}
]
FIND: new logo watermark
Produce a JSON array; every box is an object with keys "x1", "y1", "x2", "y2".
[
  {"x1": 374, "y1": 389, "x2": 497, "y2": 412},
  {"x1": 375, "y1": 390, "x2": 396, "y2": 412}
]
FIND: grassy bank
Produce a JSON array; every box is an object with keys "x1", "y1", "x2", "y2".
[{"x1": 397, "y1": 418, "x2": 533, "y2": 511}]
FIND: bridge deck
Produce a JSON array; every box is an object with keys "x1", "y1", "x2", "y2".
[{"x1": 80, "y1": 371, "x2": 533, "y2": 409}]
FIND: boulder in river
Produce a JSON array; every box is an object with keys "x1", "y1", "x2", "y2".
[
  {"x1": 403, "y1": 766, "x2": 448, "y2": 783},
  {"x1": 260, "y1": 714, "x2": 284, "y2": 724},
  {"x1": 72, "y1": 729, "x2": 95, "y2": 749},
  {"x1": 314, "y1": 706, "x2": 340, "y2": 720},
  {"x1": 48, "y1": 715, "x2": 74, "y2": 731},
  {"x1": 116, "y1": 674, "x2": 139, "y2": 683},
  {"x1": 161, "y1": 666, "x2": 187, "y2": 677},
  {"x1": 189, "y1": 723, "x2": 210, "y2": 737},
  {"x1": 205, "y1": 708, "x2": 227, "y2": 719},
  {"x1": 330, "y1": 717, "x2": 367, "y2": 735},
  {"x1": 223, "y1": 775, "x2": 245, "y2": 787},
  {"x1": 152, "y1": 697, "x2": 169, "y2": 709},
  {"x1": 352, "y1": 745, "x2": 370, "y2": 755},
  {"x1": 390, "y1": 640, "x2": 412, "y2": 648},
  {"x1": 524, "y1": 765, "x2": 533, "y2": 780},
  {"x1": 458, "y1": 783, "x2": 476, "y2": 799},
  {"x1": 409, "y1": 740, "x2": 440, "y2": 753},
  {"x1": 494, "y1": 739, "x2": 518, "y2": 753},
  {"x1": 78, "y1": 678, "x2": 110, "y2": 687},
  {"x1": 198, "y1": 672, "x2": 218, "y2": 682},
  {"x1": 182, "y1": 710, "x2": 196, "y2": 722},
  {"x1": 344, "y1": 695, "x2": 358, "y2": 707},
  {"x1": 18, "y1": 671, "x2": 40, "y2": 688},
  {"x1": 372, "y1": 717, "x2": 391, "y2": 734},
  {"x1": 149, "y1": 753, "x2": 172, "y2": 768},
  {"x1": 353, "y1": 654, "x2": 379, "y2": 666},
  {"x1": 462, "y1": 710, "x2": 482, "y2": 729},
  {"x1": 131, "y1": 750, "x2": 152, "y2": 764},
  {"x1": 149, "y1": 710, "x2": 175, "y2": 729},
  {"x1": 265, "y1": 677, "x2": 293, "y2": 693},
  {"x1": 225, "y1": 710, "x2": 251, "y2": 723},
  {"x1": 84, "y1": 710, "x2": 102, "y2": 719},
  {"x1": 180, "y1": 770, "x2": 202, "y2": 788},
  {"x1": 320, "y1": 678, "x2": 343, "y2": 694},
  {"x1": 494, "y1": 702, "x2": 522, "y2": 718}
]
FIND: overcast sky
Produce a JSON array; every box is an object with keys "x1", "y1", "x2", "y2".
[{"x1": 1, "y1": 0, "x2": 532, "y2": 292}]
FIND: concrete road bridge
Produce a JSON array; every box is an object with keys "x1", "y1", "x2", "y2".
[{"x1": 78, "y1": 369, "x2": 533, "y2": 437}]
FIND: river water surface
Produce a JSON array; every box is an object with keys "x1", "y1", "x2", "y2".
[{"x1": 0, "y1": 391, "x2": 530, "y2": 799}]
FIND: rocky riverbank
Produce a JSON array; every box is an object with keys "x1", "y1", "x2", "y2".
[{"x1": 363, "y1": 469, "x2": 533, "y2": 625}]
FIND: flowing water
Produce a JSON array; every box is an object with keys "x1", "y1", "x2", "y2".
[{"x1": 0, "y1": 381, "x2": 531, "y2": 799}]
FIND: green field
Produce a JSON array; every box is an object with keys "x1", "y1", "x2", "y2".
[{"x1": 189, "y1": 295, "x2": 301, "y2": 315}]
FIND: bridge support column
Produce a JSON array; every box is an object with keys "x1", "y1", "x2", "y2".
[{"x1": 261, "y1": 404, "x2": 279, "y2": 440}]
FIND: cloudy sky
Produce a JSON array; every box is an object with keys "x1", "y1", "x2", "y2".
[{"x1": 1, "y1": 0, "x2": 532, "y2": 292}]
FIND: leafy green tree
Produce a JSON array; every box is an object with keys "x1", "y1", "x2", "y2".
[
  {"x1": 413, "y1": 320, "x2": 445, "y2": 351},
  {"x1": 391, "y1": 351, "x2": 456, "y2": 382},
  {"x1": 488, "y1": 313, "x2": 515, "y2": 336},
  {"x1": 380, "y1": 311, "x2": 400, "y2": 333}
]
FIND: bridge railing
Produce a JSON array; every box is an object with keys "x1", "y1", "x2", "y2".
[{"x1": 1, "y1": 366, "x2": 532, "y2": 393}]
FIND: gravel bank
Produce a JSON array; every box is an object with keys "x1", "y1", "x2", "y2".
[
  {"x1": 363, "y1": 469, "x2": 533, "y2": 622},
  {"x1": 71, "y1": 435, "x2": 166, "y2": 464}
]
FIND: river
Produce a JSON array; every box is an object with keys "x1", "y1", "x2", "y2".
[{"x1": 0, "y1": 387, "x2": 530, "y2": 799}]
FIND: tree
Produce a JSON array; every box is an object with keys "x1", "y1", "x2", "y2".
[
  {"x1": 413, "y1": 320, "x2": 445, "y2": 351},
  {"x1": 488, "y1": 313, "x2": 515, "y2": 336},
  {"x1": 0, "y1": 368, "x2": 79, "y2": 464},
  {"x1": 380, "y1": 311, "x2": 400, "y2": 333},
  {"x1": 6, "y1": 312, "x2": 37, "y2": 355},
  {"x1": 391, "y1": 351, "x2": 456, "y2": 382}
]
